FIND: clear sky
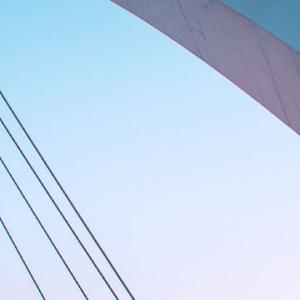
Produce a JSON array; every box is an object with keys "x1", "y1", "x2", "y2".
[{"x1": 1, "y1": 1, "x2": 300, "y2": 300}]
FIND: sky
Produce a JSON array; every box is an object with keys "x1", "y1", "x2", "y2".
[{"x1": 1, "y1": 1, "x2": 300, "y2": 300}]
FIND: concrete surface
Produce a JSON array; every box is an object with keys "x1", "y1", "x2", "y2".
[{"x1": 111, "y1": 0, "x2": 300, "y2": 135}]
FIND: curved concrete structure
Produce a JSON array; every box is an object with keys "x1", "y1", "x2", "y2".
[
  {"x1": 111, "y1": 0, "x2": 300, "y2": 135},
  {"x1": 221, "y1": 1, "x2": 300, "y2": 51}
]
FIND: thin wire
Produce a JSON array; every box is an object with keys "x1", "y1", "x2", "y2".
[
  {"x1": 0, "y1": 90, "x2": 135, "y2": 300},
  {"x1": 0, "y1": 217, "x2": 46, "y2": 300},
  {"x1": 0, "y1": 118, "x2": 119, "y2": 300},
  {"x1": 0, "y1": 158, "x2": 89, "y2": 300}
]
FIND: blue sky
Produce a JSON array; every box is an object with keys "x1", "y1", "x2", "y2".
[{"x1": 1, "y1": 1, "x2": 300, "y2": 299}]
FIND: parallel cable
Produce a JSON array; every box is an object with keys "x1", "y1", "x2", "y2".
[
  {"x1": 0, "y1": 217, "x2": 46, "y2": 300},
  {"x1": 0, "y1": 90, "x2": 135, "y2": 299},
  {"x1": 0, "y1": 118, "x2": 119, "y2": 300},
  {"x1": 0, "y1": 158, "x2": 89, "y2": 300}
]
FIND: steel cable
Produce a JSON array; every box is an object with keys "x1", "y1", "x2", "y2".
[
  {"x1": 0, "y1": 117, "x2": 119, "y2": 299},
  {"x1": 0, "y1": 90, "x2": 135, "y2": 299},
  {"x1": 0, "y1": 158, "x2": 89, "y2": 299},
  {"x1": 0, "y1": 217, "x2": 46, "y2": 300}
]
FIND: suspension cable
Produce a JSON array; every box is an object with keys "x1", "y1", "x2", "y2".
[
  {"x1": 0, "y1": 217, "x2": 46, "y2": 300},
  {"x1": 0, "y1": 118, "x2": 119, "y2": 299},
  {"x1": 0, "y1": 90, "x2": 135, "y2": 299},
  {"x1": 0, "y1": 159, "x2": 89, "y2": 299}
]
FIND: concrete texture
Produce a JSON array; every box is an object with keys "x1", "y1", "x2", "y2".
[
  {"x1": 110, "y1": 0, "x2": 300, "y2": 135},
  {"x1": 221, "y1": 0, "x2": 300, "y2": 51}
]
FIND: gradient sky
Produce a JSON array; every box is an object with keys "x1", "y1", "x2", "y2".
[{"x1": 1, "y1": 1, "x2": 300, "y2": 300}]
